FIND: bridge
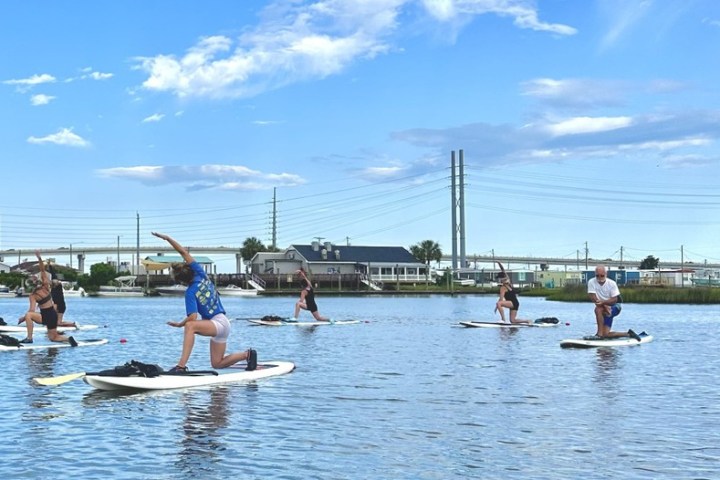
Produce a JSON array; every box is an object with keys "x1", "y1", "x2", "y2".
[
  {"x1": 442, "y1": 254, "x2": 720, "y2": 270},
  {"x1": 1, "y1": 247, "x2": 717, "y2": 273}
]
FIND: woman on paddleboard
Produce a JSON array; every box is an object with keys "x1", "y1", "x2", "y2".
[
  {"x1": 19, "y1": 251, "x2": 77, "y2": 346},
  {"x1": 292, "y1": 268, "x2": 330, "y2": 322},
  {"x1": 152, "y1": 232, "x2": 256, "y2": 372},
  {"x1": 494, "y1": 262, "x2": 530, "y2": 324}
]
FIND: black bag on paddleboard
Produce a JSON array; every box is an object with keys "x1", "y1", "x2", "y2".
[
  {"x1": 0, "y1": 333, "x2": 21, "y2": 347},
  {"x1": 0, "y1": 317, "x2": 7, "y2": 326},
  {"x1": 95, "y1": 360, "x2": 164, "y2": 378},
  {"x1": 261, "y1": 315, "x2": 284, "y2": 322},
  {"x1": 534, "y1": 317, "x2": 560, "y2": 324}
]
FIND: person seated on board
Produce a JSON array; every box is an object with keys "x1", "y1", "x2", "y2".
[
  {"x1": 151, "y1": 232, "x2": 256, "y2": 372},
  {"x1": 494, "y1": 261, "x2": 530, "y2": 324},
  {"x1": 291, "y1": 268, "x2": 330, "y2": 322},
  {"x1": 587, "y1": 265, "x2": 641, "y2": 341},
  {"x1": 19, "y1": 251, "x2": 77, "y2": 346}
]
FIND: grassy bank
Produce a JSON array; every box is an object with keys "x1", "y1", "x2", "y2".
[
  {"x1": 525, "y1": 285, "x2": 720, "y2": 304},
  {"x1": 258, "y1": 284, "x2": 720, "y2": 304}
]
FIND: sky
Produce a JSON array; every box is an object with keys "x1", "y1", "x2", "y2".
[{"x1": 1, "y1": 0, "x2": 720, "y2": 274}]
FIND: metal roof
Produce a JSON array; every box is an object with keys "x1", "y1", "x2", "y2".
[{"x1": 290, "y1": 245, "x2": 421, "y2": 264}]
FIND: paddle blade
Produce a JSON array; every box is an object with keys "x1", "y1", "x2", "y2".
[{"x1": 34, "y1": 372, "x2": 86, "y2": 386}]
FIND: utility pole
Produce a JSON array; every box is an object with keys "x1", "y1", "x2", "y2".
[
  {"x1": 584, "y1": 241, "x2": 589, "y2": 269},
  {"x1": 136, "y1": 212, "x2": 140, "y2": 273},
  {"x1": 681, "y1": 244, "x2": 684, "y2": 288},
  {"x1": 450, "y1": 151, "x2": 457, "y2": 272},
  {"x1": 459, "y1": 149, "x2": 466, "y2": 269},
  {"x1": 271, "y1": 188, "x2": 277, "y2": 249}
]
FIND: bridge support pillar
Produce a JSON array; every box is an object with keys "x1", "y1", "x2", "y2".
[{"x1": 77, "y1": 254, "x2": 86, "y2": 274}]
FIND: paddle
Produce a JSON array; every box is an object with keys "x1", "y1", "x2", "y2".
[{"x1": 34, "y1": 371, "x2": 91, "y2": 386}]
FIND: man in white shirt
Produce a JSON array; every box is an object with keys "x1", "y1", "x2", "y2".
[{"x1": 587, "y1": 265, "x2": 640, "y2": 340}]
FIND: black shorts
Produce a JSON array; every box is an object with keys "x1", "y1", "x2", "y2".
[
  {"x1": 54, "y1": 301, "x2": 67, "y2": 314},
  {"x1": 306, "y1": 298, "x2": 318, "y2": 313},
  {"x1": 40, "y1": 307, "x2": 59, "y2": 330}
]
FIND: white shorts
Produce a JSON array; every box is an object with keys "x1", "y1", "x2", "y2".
[{"x1": 209, "y1": 313, "x2": 231, "y2": 344}]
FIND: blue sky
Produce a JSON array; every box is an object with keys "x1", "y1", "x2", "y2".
[{"x1": 1, "y1": 0, "x2": 720, "y2": 273}]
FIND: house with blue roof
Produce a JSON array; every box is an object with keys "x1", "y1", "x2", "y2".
[{"x1": 250, "y1": 241, "x2": 430, "y2": 285}]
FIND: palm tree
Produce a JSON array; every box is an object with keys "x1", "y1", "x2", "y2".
[
  {"x1": 410, "y1": 240, "x2": 442, "y2": 287},
  {"x1": 240, "y1": 237, "x2": 267, "y2": 264}
]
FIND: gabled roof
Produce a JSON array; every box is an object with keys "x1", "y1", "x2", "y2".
[{"x1": 290, "y1": 245, "x2": 421, "y2": 264}]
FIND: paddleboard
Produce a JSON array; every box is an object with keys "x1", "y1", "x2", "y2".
[
  {"x1": 0, "y1": 324, "x2": 99, "y2": 334},
  {"x1": 560, "y1": 332, "x2": 653, "y2": 349},
  {"x1": 247, "y1": 318, "x2": 360, "y2": 326},
  {"x1": 83, "y1": 361, "x2": 295, "y2": 391},
  {"x1": 0, "y1": 338, "x2": 109, "y2": 352},
  {"x1": 459, "y1": 320, "x2": 559, "y2": 328}
]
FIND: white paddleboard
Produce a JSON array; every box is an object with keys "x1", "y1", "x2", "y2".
[
  {"x1": 459, "y1": 320, "x2": 558, "y2": 328},
  {"x1": 83, "y1": 361, "x2": 295, "y2": 391},
  {"x1": 247, "y1": 318, "x2": 360, "y2": 326},
  {"x1": 0, "y1": 338, "x2": 109, "y2": 352},
  {"x1": 0, "y1": 324, "x2": 99, "y2": 334},
  {"x1": 560, "y1": 332, "x2": 653, "y2": 348}
]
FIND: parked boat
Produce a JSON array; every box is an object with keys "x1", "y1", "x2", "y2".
[
  {"x1": 155, "y1": 284, "x2": 187, "y2": 296},
  {"x1": 217, "y1": 284, "x2": 258, "y2": 297},
  {"x1": 61, "y1": 281, "x2": 87, "y2": 297},
  {"x1": 96, "y1": 276, "x2": 145, "y2": 297},
  {"x1": 0, "y1": 284, "x2": 16, "y2": 298}
]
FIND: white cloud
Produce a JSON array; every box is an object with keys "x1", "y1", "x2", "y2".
[
  {"x1": 135, "y1": 0, "x2": 574, "y2": 99},
  {"x1": 88, "y1": 71, "x2": 113, "y2": 80},
  {"x1": 4, "y1": 74, "x2": 57, "y2": 92},
  {"x1": 545, "y1": 116, "x2": 634, "y2": 136},
  {"x1": 142, "y1": 113, "x2": 165, "y2": 123},
  {"x1": 599, "y1": 0, "x2": 653, "y2": 50},
  {"x1": 30, "y1": 94, "x2": 56, "y2": 106},
  {"x1": 97, "y1": 164, "x2": 306, "y2": 190},
  {"x1": 27, "y1": 128, "x2": 90, "y2": 147},
  {"x1": 521, "y1": 78, "x2": 627, "y2": 108},
  {"x1": 422, "y1": 0, "x2": 577, "y2": 35}
]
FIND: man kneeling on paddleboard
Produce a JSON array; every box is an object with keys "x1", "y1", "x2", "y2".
[
  {"x1": 152, "y1": 232, "x2": 257, "y2": 372},
  {"x1": 587, "y1": 265, "x2": 641, "y2": 341}
]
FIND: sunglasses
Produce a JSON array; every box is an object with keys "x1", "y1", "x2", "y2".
[{"x1": 596, "y1": 274, "x2": 606, "y2": 278}]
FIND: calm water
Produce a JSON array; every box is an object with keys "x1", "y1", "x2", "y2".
[{"x1": 0, "y1": 294, "x2": 718, "y2": 479}]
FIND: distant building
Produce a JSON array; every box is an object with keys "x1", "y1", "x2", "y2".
[
  {"x1": 0, "y1": 262, "x2": 10, "y2": 273},
  {"x1": 250, "y1": 241, "x2": 429, "y2": 284},
  {"x1": 141, "y1": 255, "x2": 216, "y2": 275}
]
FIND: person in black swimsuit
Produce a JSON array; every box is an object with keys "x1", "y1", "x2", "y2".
[
  {"x1": 494, "y1": 262, "x2": 531, "y2": 324},
  {"x1": 18, "y1": 263, "x2": 76, "y2": 328},
  {"x1": 19, "y1": 251, "x2": 77, "y2": 346},
  {"x1": 292, "y1": 268, "x2": 330, "y2": 321}
]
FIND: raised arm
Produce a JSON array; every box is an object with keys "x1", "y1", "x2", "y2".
[
  {"x1": 152, "y1": 232, "x2": 195, "y2": 264},
  {"x1": 36, "y1": 250, "x2": 49, "y2": 286}
]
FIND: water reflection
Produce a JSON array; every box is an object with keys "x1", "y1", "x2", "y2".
[
  {"x1": 593, "y1": 348, "x2": 621, "y2": 402},
  {"x1": 26, "y1": 348, "x2": 61, "y2": 379},
  {"x1": 175, "y1": 386, "x2": 233, "y2": 475}
]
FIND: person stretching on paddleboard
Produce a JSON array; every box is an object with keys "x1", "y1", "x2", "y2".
[
  {"x1": 18, "y1": 262, "x2": 78, "y2": 329},
  {"x1": 587, "y1": 265, "x2": 641, "y2": 340},
  {"x1": 19, "y1": 251, "x2": 77, "y2": 346},
  {"x1": 292, "y1": 268, "x2": 330, "y2": 322},
  {"x1": 494, "y1": 262, "x2": 530, "y2": 324},
  {"x1": 152, "y1": 232, "x2": 256, "y2": 372}
]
